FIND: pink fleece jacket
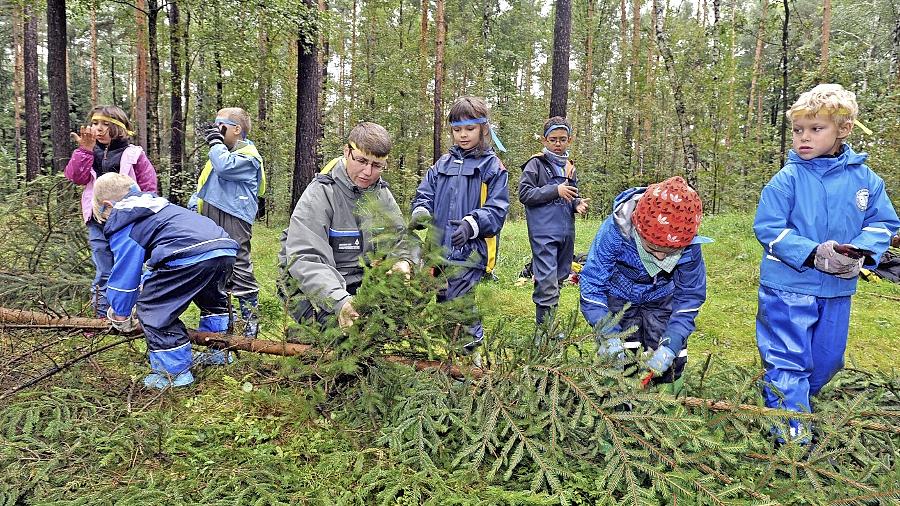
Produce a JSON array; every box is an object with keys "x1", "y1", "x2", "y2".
[{"x1": 64, "y1": 145, "x2": 158, "y2": 222}]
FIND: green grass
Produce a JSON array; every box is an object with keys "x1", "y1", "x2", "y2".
[{"x1": 253, "y1": 213, "x2": 900, "y2": 372}]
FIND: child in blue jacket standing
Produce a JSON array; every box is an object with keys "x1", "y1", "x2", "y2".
[
  {"x1": 519, "y1": 116, "x2": 589, "y2": 329},
  {"x1": 753, "y1": 84, "x2": 899, "y2": 441},
  {"x1": 96, "y1": 173, "x2": 238, "y2": 389},
  {"x1": 411, "y1": 96, "x2": 510, "y2": 355},
  {"x1": 580, "y1": 177, "x2": 709, "y2": 389}
]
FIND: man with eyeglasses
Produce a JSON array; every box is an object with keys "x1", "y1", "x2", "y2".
[{"x1": 279, "y1": 122, "x2": 414, "y2": 330}]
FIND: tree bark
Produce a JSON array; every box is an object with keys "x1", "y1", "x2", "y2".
[
  {"x1": 581, "y1": 0, "x2": 595, "y2": 140},
  {"x1": 147, "y1": 0, "x2": 161, "y2": 169},
  {"x1": 215, "y1": 52, "x2": 224, "y2": 111},
  {"x1": 819, "y1": 0, "x2": 831, "y2": 80},
  {"x1": 433, "y1": 0, "x2": 446, "y2": 162},
  {"x1": 109, "y1": 54, "x2": 117, "y2": 107},
  {"x1": 90, "y1": 1, "x2": 98, "y2": 104},
  {"x1": 46, "y1": 0, "x2": 72, "y2": 174},
  {"x1": 654, "y1": 1, "x2": 699, "y2": 186},
  {"x1": 168, "y1": 1, "x2": 185, "y2": 206},
  {"x1": 746, "y1": 0, "x2": 768, "y2": 139},
  {"x1": 292, "y1": 0, "x2": 321, "y2": 210},
  {"x1": 13, "y1": 5, "x2": 25, "y2": 183},
  {"x1": 632, "y1": 0, "x2": 642, "y2": 172},
  {"x1": 134, "y1": 0, "x2": 149, "y2": 150},
  {"x1": 23, "y1": 4, "x2": 42, "y2": 182},
  {"x1": 779, "y1": 0, "x2": 790, "y2": 166},
  {"x1": 549, "y1": 0, "x2": 572, "y2": 118}
]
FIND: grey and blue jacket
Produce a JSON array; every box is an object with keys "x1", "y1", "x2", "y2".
[
  {"x1": 754, "y1": 144, "x2": 899, "y2": 297},
  {"x1": 104, "y1": 191, "x2": 238, "y2": 317}
]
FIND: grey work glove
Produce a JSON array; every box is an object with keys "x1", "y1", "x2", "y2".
[
  {"x1": 814, "y1": 240, "x2": 863, "y2": 279},
  {"x1": 410, "y1": 207, "x2": 432, "y2": 230},
  {"x1": 107, "y1": 307, "x2": 139, "y2": 333}
]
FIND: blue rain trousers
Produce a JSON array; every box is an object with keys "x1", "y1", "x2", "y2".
[
  {"x1": 87, "y1": 219, "x2": 114, "y2": 316},
  {"x1": 438, "y1": 266, "x2": 485, "y2": 349},
  {"x1": 756, "y1": 285, "x2": 851, "y2": 412},
  {"x1": 138, "y1": 256, "x2": 235, "y2": 377}
]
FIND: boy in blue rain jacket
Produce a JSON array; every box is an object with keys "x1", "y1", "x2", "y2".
[
  {"x1": 411, "y1": 96, "x2": 509, "y2": 354},
  {"x1": 96, "y1": 173, "x2": 238, "y2": 390},
  {"x1": 753, "y1": 84, "x2": 900, "y2": 441}
]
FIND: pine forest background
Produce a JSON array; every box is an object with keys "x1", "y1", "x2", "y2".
[{"x1": 1, "y1": 0, "x2": 899, "y2": 214}]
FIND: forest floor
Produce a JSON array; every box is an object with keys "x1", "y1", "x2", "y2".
[{"x1": 2, "y1": 213, "x2": 899, "y2": 504}]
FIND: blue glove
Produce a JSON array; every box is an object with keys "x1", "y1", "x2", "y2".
[
  {"x1": 597, "y1": 337, "x2": 625, "y2": 359},
  {"x1": 449, "y1": 219, "x2": 474, "y2": 248},
  {"x1": 647, "y1": 346, "x2": 676, "y2": 375}
]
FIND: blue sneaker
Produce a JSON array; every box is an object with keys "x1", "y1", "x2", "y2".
[
  {"x1": 143, "y1": 371, "x2": 194, "y2": 389},
  {"x1": 193, "y1": 349, "x2": 235, "y2": 366}
]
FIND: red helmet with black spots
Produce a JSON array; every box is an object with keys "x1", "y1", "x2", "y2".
[{"x1": 631, "y1": 176, "x2": 703, "y2": 249}]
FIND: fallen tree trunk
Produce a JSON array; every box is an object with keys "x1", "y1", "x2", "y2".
[
  {"x1": 0, "y1": 307, "x2": 480, "y2": 381},
  {"x1": 2, "y1": 307, "x2": 894, "y2": 432}
]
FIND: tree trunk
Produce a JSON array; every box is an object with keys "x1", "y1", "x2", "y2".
[
  {"x1": 746, "y1": 0, "x2": 768, "y2": 139},
  {"x1": 168, "y1": 1, "x2": 185, "y2": 206},
  {"x1": 24, "y1": 4, "x2": 42, "y2": 182},
  {"x1": 779, "y1": 0, "x2": 790, "y2": 166},
  {"x1": 13, "y1": 5, "x2": 25, "y2": 183},
  {"x1": 292, "y1": 0, "x2": 321, "y2": 210},
  {"x1": 46, "y1": 0, "x2": 72, "y2": 174},
  {"x1": 581, "y1": 0, "x2": 595, "y2": 141},
  {"x1": 654, "y1": 1, "x2": 699, "y2": 185},
  {"x1": 134, "y1": 0, "x2": 149, "y2": 150},
  {"x1": 632, "y1": 0, "x2": 642, "y2": 172},
  {"x1": 215, "y1": 52, "x2": 224, "y2": 111},
  {"x1": 90, "y1": 1, "x2": 98, "y2": 104},
  {"x1": 419, "y1": 0, "x2": 429, "y2": 168},
  {"x1": 318, "y1": 0, "x2": 329, "y2": 162},
  {"x1": 433, "y1": 0, "x2": 446, "y2": 162},
  {"x1": 110, "y1": 54, "x2": 117, "y2": 106},
  {"x1": 147, "y1": 0, "x2": 161, "y2": 169},
  {"x1": 819, "y1": 0, "x2": 831, "y2": 80},
  {"x1": 549, "y1": 0, "x2": 572, "y2": 118}
]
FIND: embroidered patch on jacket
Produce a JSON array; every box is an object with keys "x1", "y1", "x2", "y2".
[{"x1": 855, "y1": 188, "x2": 869, "y2": 211}]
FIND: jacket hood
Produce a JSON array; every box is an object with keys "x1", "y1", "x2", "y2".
[
  {"x1": 104, "y1": 191, "x2": 169, "y2": 235},
  {"x1": 611, "y1": 187, "x2": 646, "y2": 237},
  {"x1": 449, "y1": 145, "x2": 496, "y2": 159},
  {"x1": 787, "y1": 143, "x2": 868, "y2": 173}
]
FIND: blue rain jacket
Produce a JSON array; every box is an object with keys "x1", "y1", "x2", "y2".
[
  {"x1": 753, "y1": 145, "x2": 899, "y2": 297},
  {"x1": 196, "y1": 140, "x2": 264, "y2": 224},
  {"x1": 518, "y1": 153, "x2": 578, "y2": 240},
  {"x1": 579, "y1": 187, "x2": 711, "y2": 353},
  {"x1": 103, "y1": 191, "x2": 238, "y2": 317},
  {"x1": 412, "y1": 146, "x2": 509, "y2": 271}
]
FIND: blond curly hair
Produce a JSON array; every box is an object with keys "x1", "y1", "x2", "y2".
[{"x1": 787, "y1": 83, "x2": 858, "y2": 128}]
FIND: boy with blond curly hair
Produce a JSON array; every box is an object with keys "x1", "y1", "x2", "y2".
[{"x1": 753, "y1": 84, "x2": 899, "y2": 440}]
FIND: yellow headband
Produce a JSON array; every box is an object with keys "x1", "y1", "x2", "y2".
[
  {"x1": 92, "y1": 115, "x2": 135, "y2": 136},
  {"x1": 853, "y1": 119, "x2": 873, "y2": 136},
  {"x1": 348, "y1": 141, "x2": 387, "y2": 163}
]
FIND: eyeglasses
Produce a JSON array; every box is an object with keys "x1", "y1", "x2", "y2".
[
  {"x1": 546, "y1": 136, "x2": 570, "y2": 145},
  {"x1": 347, "y1": 145, "x2": 387, "y2": 171}
]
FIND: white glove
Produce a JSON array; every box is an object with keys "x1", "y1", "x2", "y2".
[
  {"x1": 387, "y1": 259, "x2": 412, "y2": 280},
  {"x1": 338, "y1": 298, "x2": 360, "y2": 330},
  {"x1": 107, "y1": 307, "x2": 139, "y2": 333}
]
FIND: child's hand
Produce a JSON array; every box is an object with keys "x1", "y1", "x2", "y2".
[
  {"x1": 576, "y1": 198, "x2": 590, "y2": 214},
  {"x1": 558, "y1": 184, "x2": 578, "y2": 202},
  {"x1": 70, "y1": 126, "x2": 96, "y2": 151}
]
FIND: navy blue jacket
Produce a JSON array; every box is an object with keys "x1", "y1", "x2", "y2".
[
  {"x1": 754, "y1": 145, "x2": 899, "y2": 297},
  {"x1": 104, "y1": 191, "x2": 238, "y2": 316},
  {"x1": 519, "y1": 154, "x2": 579, "y2": 239},
  {"x1": 579, "y1": 188, "x2": 710, "y2": 353},
  {"x1": 412, "y1": 146, "x2": 509, "y2": 271}
]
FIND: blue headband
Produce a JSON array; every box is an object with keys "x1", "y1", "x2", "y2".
[
  {"x1": 215, "y1": 117, "x2": 239, "y2": 126},
  {"x1": 543, "y1": 124, "x2": 571, "y2": 138},
  {"x1": 449, "y1": 117, "x2": 507, "y2": 152},
  {"x1": 449, "y1": 117, "x2": 489, "y2": 127}
]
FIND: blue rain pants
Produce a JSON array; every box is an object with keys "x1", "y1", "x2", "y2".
[
  {"x1": 756, "y1": 285, "x2": 851, "y2": 412},
  {"x1": 137, "y1": 256, "x2": 235, "y2": 377},
  {"x1": 438, "y1": 266, "x2": 485, "y2": 350},
  {"x1": 87, "y1": 219, "x2": 114, "y2": 317},
  {"x1": 607, "y1": 293, "x2": 686, "y2": 385}
]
